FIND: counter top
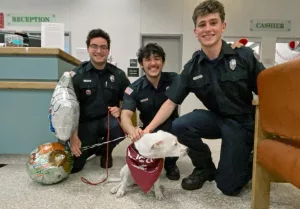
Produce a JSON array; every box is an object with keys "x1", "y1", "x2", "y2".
[{"x1": 0, "y1": 47, "x2": 81, "y2": 66}]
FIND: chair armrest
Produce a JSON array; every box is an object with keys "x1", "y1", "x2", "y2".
[{"x1": 252, "y1": 98, "x2": 259, "y2": 106}]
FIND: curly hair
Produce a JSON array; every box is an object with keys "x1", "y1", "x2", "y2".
[{"x1": 137, "y1": 43, "x2": 166, "y2": 64}]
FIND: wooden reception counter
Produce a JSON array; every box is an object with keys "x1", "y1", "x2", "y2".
[{"x1": 0, "y1": 47, "x2": 81, "y2": 154}]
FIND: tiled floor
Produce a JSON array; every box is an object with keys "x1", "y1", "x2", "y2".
[{"x1": 0, "y1": 140, "x2": 299, "y2": 209}]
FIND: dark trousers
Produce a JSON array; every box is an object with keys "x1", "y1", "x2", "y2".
[
  {"x1": 71, "y1": 114, "x2": 125, "y2": 172},
  {"x1": 172, "y1": 109, "x2": 254, "y2": 195}
]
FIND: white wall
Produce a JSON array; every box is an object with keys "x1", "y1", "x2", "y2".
[
  {"x1": 69, "y1": 0, "x2": 141, "y2": 83},
  {"x1": 140, "y1": 0, "x2": 182, "y2": 34},
  {"x1": 1, "y1": 0, "x2": 300, "y2": 115}
]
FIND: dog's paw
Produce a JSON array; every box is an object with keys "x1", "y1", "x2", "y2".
[
  {"x1": 110, "y1": 186, "x2": 120, "y2": 194},
  {"x1": 116, "y1": 189, "x2": 125, "y2": 198},
  {"x1": 155, "y1": 190, "x2": 163, "y2": 200}
]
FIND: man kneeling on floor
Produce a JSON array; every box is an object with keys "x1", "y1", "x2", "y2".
[
  {"x1": 120, "y1": 43, "x2": 180, "y2": 180},
  {"x1": 69, "y1": 29, "x2": 130, "y2": 173},
  {"x1": 143, "y1": 0, "x2": 266, "y2": 196}
]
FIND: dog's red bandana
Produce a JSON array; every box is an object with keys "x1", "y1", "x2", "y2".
[{"x1": 126, "y1": 143, "x2": 164, "y2": 194}]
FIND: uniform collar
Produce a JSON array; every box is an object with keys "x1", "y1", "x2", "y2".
[
  {"x1": 198, "y1": 40, "x2": 236, "y2": 64},
  {"x1": 142, "y1": 76, "x2": 149, "y2": 89},
  {"x1": 142, "y1": 73, "x2": 167, "y2": 89},
  {"x1": 86, "y1": 61, "x2": 111, "y2": 73}
]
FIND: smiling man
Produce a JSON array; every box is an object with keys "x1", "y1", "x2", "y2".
[
  {"x1": 143, "y1": 0, "x2": 266, "y2": 196},
  {"x1": 69, "y1": 29, "x2": 130, "y2": 173},
  {"x1": 120, "y1": 43, "x2": 181, "y2": 180}
]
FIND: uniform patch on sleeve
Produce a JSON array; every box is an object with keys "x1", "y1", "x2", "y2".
[
  {"x1": 70, "y1": 71, "x2": 76, "y2": 77},
  {"x1": 125, "y1": 87, "x2": 133, "y2": 95}
]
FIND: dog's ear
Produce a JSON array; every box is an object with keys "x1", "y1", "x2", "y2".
[{"x1": 151, "y1": 140, "x2": 164, "y2": 149}]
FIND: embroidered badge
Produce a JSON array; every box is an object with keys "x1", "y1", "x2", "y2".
[
  {"x1": 229, "y1": 59, "x2": 236, "y2": 70},
  {"x1": 126, "y1": 144, "x2": 164, "y2": 194},
  {"x1": 110, "y1": 75, "x2": 115, "y2": 82},
  {"x1": 125, "y1": 87, "x2": 133, "y2": 95},
  {"x1": 193, "y1": 75, "x2": 203, "y2": 80},
  {"x1": 140, "y1": 98, "x2": 148, "y2": 103}
]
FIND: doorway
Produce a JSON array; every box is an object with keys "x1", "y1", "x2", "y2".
[{"x1": 141, "y1": 35, "x2": 182, "y2": 74}]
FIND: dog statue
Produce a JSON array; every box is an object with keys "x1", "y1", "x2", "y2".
[{"x1": 110, "y1": 130, "x2": 187, "y2": 200}]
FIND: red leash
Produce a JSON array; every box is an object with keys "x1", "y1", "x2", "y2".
[{"x1": 80, "y1": 111, "x2": 126, "y2": 185}]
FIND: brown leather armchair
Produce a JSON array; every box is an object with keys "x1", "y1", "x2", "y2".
[{"x1": 252, "y1": 59, "x2": 300, "y2": 209}]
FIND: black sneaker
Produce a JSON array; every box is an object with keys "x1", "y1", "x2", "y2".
[
  {"x1": 181, "y1": 168, "x2": 215, "y2": 190},
  {"x1": 70, "y1": 167, "x2": 83, "y2": 174},
  {"x1": 100, "y1": 153, "x2": 113, "y2": 168},
  {"x1": 165, "y1": 165, "x2": 180, "y2": 180}
]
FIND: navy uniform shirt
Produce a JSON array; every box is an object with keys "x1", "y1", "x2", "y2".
[
  {"x1": 166, "y1": 40, "x2": 265, "y2": 128},
  {"x1": 122, "y1": 72, "x2": 179, "y2": 132},
  {"x1": 72, "y1": 61, "x2": 130, "y2": 123}
]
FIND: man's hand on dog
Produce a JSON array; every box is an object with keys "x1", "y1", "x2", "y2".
[
  {"x1": 108, "y1": 106, "x2": 121, "y2": 118},
  {"x1": 143, "y1": 127, "x2": 152, "y2": 134},
  {"x1": 129, "y1": 127, "x2": 143, "y2": 142}
]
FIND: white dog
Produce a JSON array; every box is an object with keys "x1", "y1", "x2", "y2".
[{"x1": 109, "y1": 130, "x2": 187, "y2": 200}]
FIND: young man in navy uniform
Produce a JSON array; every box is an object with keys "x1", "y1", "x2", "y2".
[
  {"x1": 120, "y1": 43, "x2": 180, "y2": 180},
  {"x1": 143, "y1": 0, "x2": 266, "y2": 196},
  {"x1": 70, "y1": 29, "x2": 130, "y2": 173}
]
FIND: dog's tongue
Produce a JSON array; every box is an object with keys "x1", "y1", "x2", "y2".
[{"x1": 126, "y1": 144, "x2": 164, "y2": 194}]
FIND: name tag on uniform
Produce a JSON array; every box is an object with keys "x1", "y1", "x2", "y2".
[
  {"x1": 193, "y1": 75, "x2": 203, "y2": 80},
  {"x1": 140, "y1": 98, "x2": 149, "y2": 103},
  {"x1": 83, "y1": 79, "x2": 92, "y2": 82}
]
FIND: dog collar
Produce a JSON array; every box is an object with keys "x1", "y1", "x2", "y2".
[{"x1": 126, "y1": 143, "x2": 164, "y2": 194}]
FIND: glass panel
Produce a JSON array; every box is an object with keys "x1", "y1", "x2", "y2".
[
  {"x1": 275, "y1": 39, "x2": 300, "y2": 65},
  {"x1": 24, "y1": 31, "x2": 71, "y2": 54},
  {"x1": 224, "y1": 37, "x2": 261, "y2": 61}
]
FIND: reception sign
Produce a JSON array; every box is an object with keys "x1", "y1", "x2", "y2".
[{"x1": 6, "y1": 13, "x2": 56, "y2": 26}]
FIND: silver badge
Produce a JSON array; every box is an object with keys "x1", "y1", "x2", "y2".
[
  {"x1": 140, "y1": 98, "x2": 149, "y2": 103},
  {"x1": 193, "y1": 75, "x2": 203, "y2": 80},
  {"x1": 229, "y1": 59, "x2": 236, "y2": 70},
  {"x1": 110, "y1": 75, "x2": 115, "y2": 82},
  {"x1": 166, "y1": 86, "x2": 169, "y2": 90}
]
